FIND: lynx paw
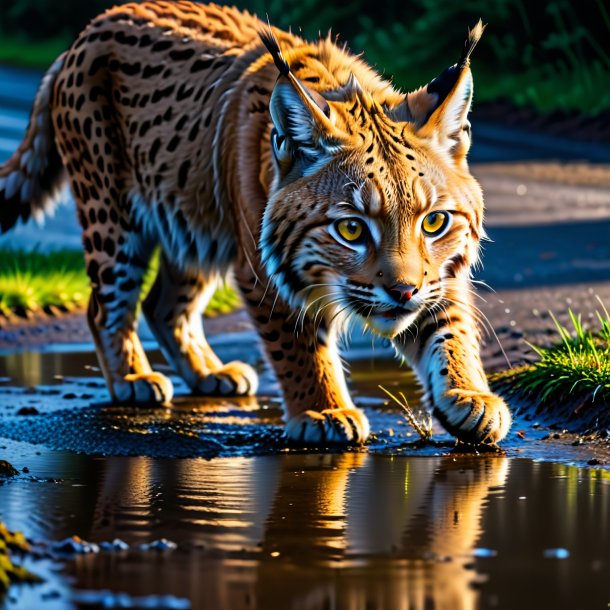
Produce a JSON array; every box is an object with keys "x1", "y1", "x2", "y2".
[
  {"x1": 193, "y1": 361, "x2": 258, "y2": 397},
  {"x1": 113, "y1": 372, "x2": 174, "y2": 405},
  {"x1": 436, "y1": 389, "x2": 511, "y2": 445},
  {"x1": 285, "y1": 408, "x2": 370, "y2": 445}
]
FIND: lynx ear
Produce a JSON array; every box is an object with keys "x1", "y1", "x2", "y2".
[
  {"x1": 260, "y1": 26, "x2": 344, "y2": 176},
  {"x1": 390, "y1": 21, "x2": 485, "y2": 166}
]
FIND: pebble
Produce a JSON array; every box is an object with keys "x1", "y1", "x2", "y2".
[
  {"x1": 99, "y1": 538, "x2": 130, "y2": 551},
  {"x1": 0, "y1": 460, "x2": 19, "y2": 477},
  {"x1": 53, "y1": 536, "x2": 100, "y2": 555},
  {"x1": 16, "y1": 406, "x2": 39, "y2": 416},
  {"x1": 72, "y1": 591, "x2": 191, "y2": 609},
  {"x1": 41, "y1": 590, "x2": 61, "y2": 600},
  {"x1": 472, "y1": 548, "x2": 498, "y2": 558},
  {"x1": 139, "y1": 538, "x2": 178, "y2": 552}
]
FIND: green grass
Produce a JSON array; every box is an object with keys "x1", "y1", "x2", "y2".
[
  {"x1": 354, "y1": 5, "x2": 610, "y2": 117},
  {"x1": 0, "y1": 248, "x2": 241, "y2": 318},
  {"x1": 475, "y1": 63, "x2": 610, "y2": 117},
  {"x1": 491, "y1": 304, "x2": 610, "y2": 414},
  {"x1": 0, "y1": 249, "x2": 88, "y2": 315}
]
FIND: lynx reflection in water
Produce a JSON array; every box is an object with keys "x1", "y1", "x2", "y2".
[
  {"x1": 1, "y1": 443, "x2": 609, "y2": 610},
  {"x1": 44, "y1": 453, "x2": 510, "y2": 610}
]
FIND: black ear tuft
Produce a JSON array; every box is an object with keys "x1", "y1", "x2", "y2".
[
  {"x1": 458, "y1": 20, "x2": 486, "y2": 69},
  {"x1": 425, "y1": 20, "x2": 484, "y2": 113},
  {"x1": 261, "y1": 20, "x2": 331, "y2": 119},
  {"x1": 258, "y1": 22, "x2": 290, "y2": 77}
]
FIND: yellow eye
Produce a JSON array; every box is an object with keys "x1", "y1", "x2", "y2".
[
  {"x1": 422, "y1": 211, "x2": 450, "y2": 236},
  {"x1": 336, "y1": 218, "x2": 365, "y2": 242}
]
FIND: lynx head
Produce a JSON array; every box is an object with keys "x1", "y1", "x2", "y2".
[{"x1": 260, "y1": 23, "x2": 486, "y2": 338}]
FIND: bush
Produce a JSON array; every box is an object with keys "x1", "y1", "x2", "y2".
[{"x1": 1, "y1": 0, "x2": 609, "y2": 113}]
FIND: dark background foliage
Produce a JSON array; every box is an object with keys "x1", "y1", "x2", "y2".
[{"x1": 0, "y1": 0, "x2": 609, "y2": 113}]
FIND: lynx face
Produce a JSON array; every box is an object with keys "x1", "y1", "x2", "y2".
[{"x1": 261, "y1": 59, "x2": 483, "y2": 339}]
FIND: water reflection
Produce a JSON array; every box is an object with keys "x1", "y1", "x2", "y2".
[
  {"x1": 68, "y1": 454, "x2": 508, "y2": 610},
  {"x1": 1, "y1": 348, "x2": 609, "y2": 609},
  {"x1": 1, "y1": 452, "x2": 608, "y2": 610}
]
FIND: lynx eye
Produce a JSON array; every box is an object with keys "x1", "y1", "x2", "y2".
[
  {"x1": 336, "y1": 218, "x2": 365, "y2": 243},
  {"x1": 422, "y1": 211, "x2": 450, "y2": 237}
]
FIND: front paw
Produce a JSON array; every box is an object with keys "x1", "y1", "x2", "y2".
[
  {"x1": 192, "y1": 361, "x2": 258, "y2": 397},
  {"x1": 435, "y1": 389, "x2": 511, "y2": 445},
  {"x1": 113, "y1": 372, "x2": 174, "y2": 405},
  {"x1": 285, "y1": 408, "x2": 370, "y2": 445}
]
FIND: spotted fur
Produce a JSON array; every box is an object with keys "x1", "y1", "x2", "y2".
[{"x1": 0, "y1": 4, "x2": 510, "y2": 445}]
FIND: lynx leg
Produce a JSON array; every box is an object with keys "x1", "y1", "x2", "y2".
[
  {"x1": 394, "y1": 291, "x2": 511, "y2": 444},
  {"x1": 142, "y1": 254, "x2": 257, "y2": 396},
  {"x1": 55, "y1": 76, "x2": 172, "y2": 404},
  {"x1": 235, "y1": 267, "x2": 369, "y2": 445},
  {"x1": 87, "y1": 279, "x2": 173, "y2": 405},
  {"x1": 81, "y1": 220, "x2": 172, "y2": 404},
  {"x1": 80, "y1": 211, "x2": 173, "y2": 404}
]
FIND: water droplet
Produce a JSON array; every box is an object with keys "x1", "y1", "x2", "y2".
[
  {"x1": 543, "y1": 548, "x2": 570, "y2": 559},
  {"x1": 472, "y1": 548, "x2": 497, "y2": 558}
]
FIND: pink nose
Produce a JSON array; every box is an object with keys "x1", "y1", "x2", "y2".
[{"x1": 388, "y1": 283, "x2": 418, "y2": 304}]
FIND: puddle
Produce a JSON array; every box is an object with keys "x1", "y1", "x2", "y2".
[
  {"x1": 1, "y1": 442, "x2": 609, "y2": 610},
  {"x1": 0, "y1": 341, "x2": 609, "y2": 609}
]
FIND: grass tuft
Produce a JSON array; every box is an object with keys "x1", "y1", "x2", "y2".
[
  {"x1": 378, "y1": 385, "x2": 433, "y2": 441},
  {"x1": 0, "y1": 248, "x2": 240, "y2": 319},
  {"x1": 491, "y1": 301, "x2": 610, "y2": 417}
]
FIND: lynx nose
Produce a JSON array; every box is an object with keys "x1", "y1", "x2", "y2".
[{"x1": 387, "y1": 283, "x2": 418, "y2": 304}]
